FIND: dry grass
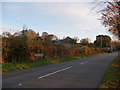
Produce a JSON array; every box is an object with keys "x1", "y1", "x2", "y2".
[{"x1": 99, "y1": 55, "x2": 120, "y2": 89}]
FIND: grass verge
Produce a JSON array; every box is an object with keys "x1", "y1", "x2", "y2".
[
  {"x1": 2, "y1": 53, "x2": 106, "y2": 73},
  {"x1": 99, "y1": 55, "x2": 120, "y2": 89}
]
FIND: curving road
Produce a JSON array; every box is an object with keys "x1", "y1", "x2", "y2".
[{"x1": 2, "y1": 52, "x2": 118, "y2": 88}]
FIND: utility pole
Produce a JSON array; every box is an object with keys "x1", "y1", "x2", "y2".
[{"x1": 101, "y1": 35, "x2": 102, "y2": 48}]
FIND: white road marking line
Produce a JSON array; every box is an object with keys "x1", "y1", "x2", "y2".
[
  {"x1": 79, "y1": 58, "x2": 99, "y2": 65},
  {"x1": 19, "y1": 83, "x2": 22, "y2": 86},
  {"x1": 38, "y1": 66, "x2": 72, "y2": 79},
  {"x1": 79, "y1": 61, "x2": 90, "y2": 65}
]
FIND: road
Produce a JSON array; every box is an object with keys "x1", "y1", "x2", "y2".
[{"x1": 2, "y1": 52, "x2": 118, "y2": 88}]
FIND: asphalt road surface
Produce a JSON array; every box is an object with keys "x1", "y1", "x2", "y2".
[{"x1": 2, "y1": 52, "x2": 118, "y2": 88}]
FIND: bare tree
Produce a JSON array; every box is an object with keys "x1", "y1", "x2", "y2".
[{"x1": 94, "y1": 0, "x2": 120, "y2": 39}]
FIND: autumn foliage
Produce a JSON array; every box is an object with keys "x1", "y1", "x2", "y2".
[
  {"x1": 98, "y1": 1, "x2": 120, "y2": 39},
  {"x1": 2, "y1": 29, "x2": 103, "y2": 63}
]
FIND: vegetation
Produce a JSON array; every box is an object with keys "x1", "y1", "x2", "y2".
[
  {"x1": 80, "y1": 38, "x2": 89, "y2": 46},
  {"x1": 99, "y1": 55, "x2": 120, "y2": 88},
  {"x1": 2, "y1": 27, "x2": 107, "y2": 63},
  {"x1": 95, "y1": 0, "x2": 120, "y2": 39},
  {"x1": 94, "y1": 35, "x2": 111, "y2": 48}
]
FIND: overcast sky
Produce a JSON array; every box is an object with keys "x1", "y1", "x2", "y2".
[{"x1": 1, "y1": 1, "x2": 116, "y2": 42}]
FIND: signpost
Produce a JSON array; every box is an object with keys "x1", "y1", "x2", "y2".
[{"x1": 34, "y1": 54, "x2": 45, "y2": 59}]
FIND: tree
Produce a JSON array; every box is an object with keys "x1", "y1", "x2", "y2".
[
  {"x1": 80, "y1": 38, "x2": 90, "y2": 45},
  {"x1": 42, "y1": 32, "x2": 48, "y2": 38},
  {"x1": 8, "y1": 31, "x2": 30, "y2": 62},
  {"x1": 25, "y1": 29, "x2": 39, "y2": 40},
  {"x1": 2, "y1": 32, "x2": 11, "y2": 37},
  {"x1": 95, "y1": 0, "x2": 120, "y2": 39},
  {"x1": 44, "y1": 34, "x2": 57, "y2": 41},
  {"x1": 60, "y1": 36, "x2": 77, "y2": 44},
  {"x1": 41, "y1": 32, "x2": 58, "y2": 42},
  {"x1": 2, "y1": 28, "x2": 31, "y2": 62},
  {"x1": 94, "y1": 35, "x2": 112, "y2": 47},
  {"x1": 111, "y1": 41, "x2": 120, "y2": 50}
]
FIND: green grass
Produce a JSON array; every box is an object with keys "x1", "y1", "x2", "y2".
[
  {"x1": 99, "y1": 55, "x2": 120, "y2": 88},
  {"x1": 2, "y1": 53, "x2": 106, "y2": 73}
]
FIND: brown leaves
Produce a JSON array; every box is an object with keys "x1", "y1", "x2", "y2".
[
  {"x1": 99, "y1": 1, "x2": 120, "y2": 39},
  {"x1": 100, "y1": 80, "x2": 119, "y2": 88}
]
